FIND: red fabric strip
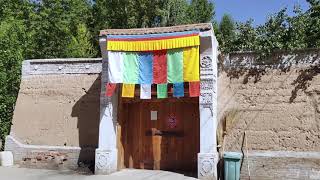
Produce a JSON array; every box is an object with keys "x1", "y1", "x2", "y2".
[
  {"x1": 108, "y1": 33, "x2": 198, "y2": 41},
  {"x1": 189, "y1": 82, "x2": 200, "y2": 97},
  {"x1": 105, "y1": 83, "x2": 117, "y2": 97},
  {"x1": 153, "y1": 50, "x2": 167, "y2": 84}
]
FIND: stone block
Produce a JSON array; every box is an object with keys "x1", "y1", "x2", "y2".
[
  {"x1": 0, "y1": 151, "x2": 14, "y2": 166},
  {"x1": 198, "y1": 153, "x2": 219, "y2": 180},
  {"x1": 95, "y1": 148, "x2": 117, "y2": 175}
]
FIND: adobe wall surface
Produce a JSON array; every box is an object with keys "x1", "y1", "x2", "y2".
[
  {"x1": 5, "y1": 49, "x2": 320, "y2": 176},
  {"x1": 6, "y1": 58, "x2": 102, "y2": 170},
  {"x1": 217, "y1": 49, "x2": 320, "y2": 179},
  {"x1": 12, "y1": 74, "x2": 100, "y2": 147},
  {"x1": 218, "y1": 49, "x2": 320, "y2": 151}
]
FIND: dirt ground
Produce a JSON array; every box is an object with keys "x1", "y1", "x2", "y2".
[{"x1": 0, "y1": 166, "x2": 198, "y2": 180}]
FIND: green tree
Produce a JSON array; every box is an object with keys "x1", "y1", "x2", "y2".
[
  {"x1": 159, "y1": 0, "x2": 189, "y2": 26},
  {"x1": 0, "y1": 18, "x2": 26, "y2": 148},
  {"x1": 286, "y1": 5, "x2": 308, "y2": 50},
  {"x1": 29, "y1": 0, "x2": 92, "y2": 59},
  {"x1": 93, "y1": 0, "x2": 215, "y2": 29},
  {"x1": 233, "y1": 19, "x2": 258, "y2": 52},
  {"x1": 256, "y1": 8, "x2": 289, "y2": 55},
  {"x1": 66, "y1": 23, "x2": 97, "y2": 58},
  {"x1": 218, "y1": 14, "x2": 236, "y2": 53},
  {"x1": 188, "y1": 0, "x2": 214, "y2": 23},
  {"x1": 306, "y1": 0, "x2": 320, "y2": 47}
]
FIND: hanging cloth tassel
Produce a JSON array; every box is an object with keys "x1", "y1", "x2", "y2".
[
  {"x1": 157, "y1": 84, "x2": 168, "y2": 98},
  {"x1": 173, "y1": 83, "x2": 184, "y2": 97},
  {"x1": 140, "y1": 84, "x2": 152, "y2": 99},
  {"x1": 107, "y1": 31, "x2": 200, "y2": 51},
  {"x1": 189, "y1": 82, "x2": 200, "y2": 97},
  {"x1": 122, "y1": 84, "x2": 135, "y2": 98},
  {"x1": 105, "y1": 83, "x2": 117, "y2": 97}
]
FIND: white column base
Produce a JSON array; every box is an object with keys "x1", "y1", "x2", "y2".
[
  {"x1": 198, "y1": 152, "x2": 219, "y2": 180},
  {"x1": 95, "y1": 148, "x2": 117, "y2": 175},
  {"x1": 0, "y1": 151, "x2": 13, "y2": 166}
]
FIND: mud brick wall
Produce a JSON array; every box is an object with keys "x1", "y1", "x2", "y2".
[
  {"x1": 6, "y1": 58, "x2": 102, "y2": 170},
  {"x1": 5, "y1": 50, "x2": 320, "y2": 176},
  {"x1": 11, "y1": 74, "x2": 100, "y2": 147},
  {"x1": 218, "y1": 49, "x2": 320, "y2": 179}
]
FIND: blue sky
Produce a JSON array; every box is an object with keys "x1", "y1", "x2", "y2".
[{"x1": 214, "y1": 0, "x2": 310, "y2": 26}]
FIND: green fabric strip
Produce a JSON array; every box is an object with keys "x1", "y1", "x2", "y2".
[
  {"x1": 157, "y1": 84, "x2": 168, "y2": 98},
  {"x1": 123, "y1": 52, "x2": 139, "y2": 83},
  {"x1": 167, "y1": 49, "x2": 183, "y2": 83}
]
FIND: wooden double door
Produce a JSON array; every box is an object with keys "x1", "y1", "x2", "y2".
[{"x1": 120, "y1": 99, "x2": 199, "y2": 173}]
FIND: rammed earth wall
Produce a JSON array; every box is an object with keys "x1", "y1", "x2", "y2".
[
  {"x1": 6, "y1": 58, "x2": 102, "y2": 170},
  {"x1": 5, "y1": 49, "x2": 320, "y2": 179},
  {"x1": 218, "y1": 49, "x2": 320, "y2": 179}
]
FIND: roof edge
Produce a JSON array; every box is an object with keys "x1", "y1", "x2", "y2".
[{"x1": 99, "y1": 23, "x2": 212, "y2": 36}]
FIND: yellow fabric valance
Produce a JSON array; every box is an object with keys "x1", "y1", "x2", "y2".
[{"x1": 107, "y1": 36, "x2": 200, "y2": 51}]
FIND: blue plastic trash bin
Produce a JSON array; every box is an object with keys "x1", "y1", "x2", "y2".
[{"x1": 224, "y1": 152, "x2": 242, "y2": 180}]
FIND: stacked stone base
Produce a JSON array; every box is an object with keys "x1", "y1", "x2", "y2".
[
  {"x1": 237, "y1": 151, "x2": 320, "y2": 180},
  {"x1": 4, "y1": 135, "x2": 95, "y2": 171}
]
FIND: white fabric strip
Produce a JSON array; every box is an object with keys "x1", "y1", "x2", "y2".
[
  {"x1": 140, "y1": 84, "x2": 151, "y2": 99},
  {"x1": 108, "y1": 51, "x2": 124, "y2": 83}
]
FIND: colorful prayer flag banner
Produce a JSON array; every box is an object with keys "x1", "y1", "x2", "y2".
[
  {"x1": 123, "y1": 52, "x2": 139, "y2": 83},
  {"x1": 189, "y1": 82, "x2": 200, "y2": 97},
  {"x1": 106, "y1": 31, "x2": 201, "y2": 99},
  {"x1": 138, "y1": 52, "x2": 153, "y2": 84},
  {"x1": 140, "y1": 84, "x2": 151, "y2": 99},
  {"x1": 157, "y1": 84, "x2": 168, "y2": 98},
  {"x1": 183, "y1": 46, "x2": 199, "y2": 82},
  {"x1": 108, "y1": 51, "x2": 124, "y2": 83},
  {"x1": 153, "y1": 50, "x2": 167, "y2": 84},
  {"x1": 107, "y1": 46, "x2": 199, "y2": 84},
  {"x1": 107, "y1": 31, "x2": 200, "y2": 51},
  {"x1": 173, "y1": 83, "x2": 184, "y2": 97},
  {"x1": 105, "y1": 83, "x2": 117, "y2": 97},
  {"x1": 122, "y1": 84, "x2": 135, "y2": 98},
  {"x1": 167, "y1": 49, "x2": 183, "y2": 83}
]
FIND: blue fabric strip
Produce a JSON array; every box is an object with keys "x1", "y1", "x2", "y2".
[
  {"x1": 138, "y1": 52, "x2": 153, "y2": 84},
  {"x1": 107, "y1": 30, "x2": 199, "y2": 39},
  {"x1": 173, "y1": 83, "x2": 184, "y2": 97}
]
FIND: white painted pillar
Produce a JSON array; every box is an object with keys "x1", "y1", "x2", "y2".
[
  {"x1": 198, "y1": 29, "x2": 219, "y2": 180},
  {"x1": 95, "y1": 37, "x2": 118, "y2": 174}
]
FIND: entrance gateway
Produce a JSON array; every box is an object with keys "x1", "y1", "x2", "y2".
[{"x1": 95, "y1": 23, "x2": 219, "y2": 180}]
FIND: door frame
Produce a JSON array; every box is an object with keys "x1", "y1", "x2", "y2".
[{"x1": 95, "y1": 28, "x2": 219, "y2": 180}]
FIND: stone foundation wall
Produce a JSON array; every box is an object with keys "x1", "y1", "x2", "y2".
[
  {"x1": 5, "y1": 135, "x2": 81, "y2": 170},
  {"x1": 218, "y1": 49, "x2": 320, "y2": 179},
  {"x1": 239, "y1": 151, "x2": 320, "y2": 180}
]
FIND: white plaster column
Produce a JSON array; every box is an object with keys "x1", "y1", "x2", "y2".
[
  {"x1": 198, "y1": 29, "x2": 219, "y2": 180},
  {"x1": 95, "y1": 37, "x2": 118, "y2": 174}
]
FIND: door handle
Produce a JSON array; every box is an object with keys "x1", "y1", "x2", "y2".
[{"x1": 145, "y1": 129, "x2": 184, "y2": 137}]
